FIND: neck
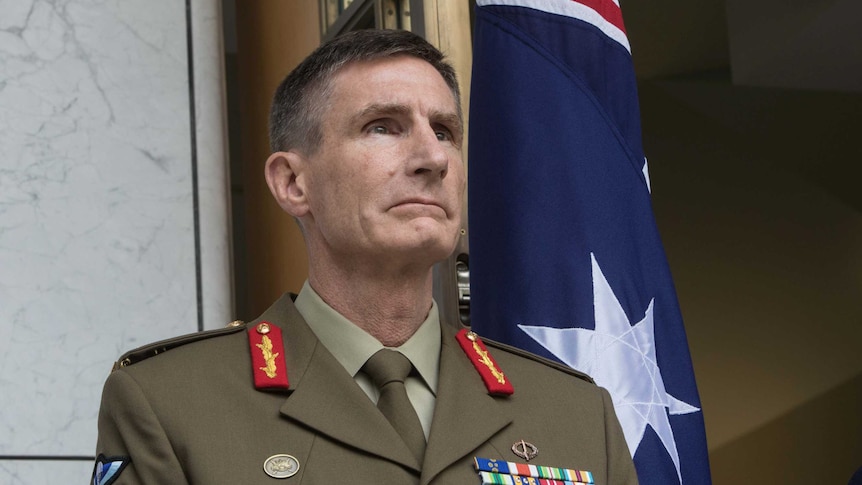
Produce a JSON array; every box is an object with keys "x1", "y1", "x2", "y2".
[{"x1": 308, "y1": 257, "x2": 435, "y2": 347}]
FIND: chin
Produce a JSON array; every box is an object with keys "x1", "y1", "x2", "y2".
[
  {"x1": 422, "y1": 234, "x2": 460, "y2": 261},
  {"x1": 384, "y1": 234, "x2": 457, "y2": 263},
  {"x1": 425, "y1": 244, "x2": 457, "y2": 263},
  {"x1": 380, "y1": 220, "x2": 459, "y2": 256}
]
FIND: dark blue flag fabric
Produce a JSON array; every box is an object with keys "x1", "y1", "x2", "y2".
[{"x1": 467, "y1": 1, "x2": 711, "y2": 484}]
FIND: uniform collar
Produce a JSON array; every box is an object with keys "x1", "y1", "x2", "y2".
[{"x1": 294, "y1": 281, "x2": 441, "y2": 395}]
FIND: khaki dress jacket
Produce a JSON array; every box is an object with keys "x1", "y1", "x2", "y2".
[{"x1": 95, "y1": 294, "x2": 638, "y2": 484}]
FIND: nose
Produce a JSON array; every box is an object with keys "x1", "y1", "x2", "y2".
[{"x1": 407, "y1": 124, "x2": 450, "y2": 179}]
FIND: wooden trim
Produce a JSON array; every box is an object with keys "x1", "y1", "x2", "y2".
[{"x1": 423, "y1": 1, "x2": 474, "y2": 327}]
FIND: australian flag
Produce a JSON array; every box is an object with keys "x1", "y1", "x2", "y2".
[{"x1": 467, "y1": 1, "x2": 712, "y2": 483}]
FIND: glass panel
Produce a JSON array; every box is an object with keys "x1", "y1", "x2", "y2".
[
  {"x1": 321, "y1": 0, "x2": 416, "y2": 38},
  {"x1": 321, "y1": 0, "x2": 340, "y2": 35},
  {"x1": 400, "y1": 0, "x2": 412, "y2": 31}
]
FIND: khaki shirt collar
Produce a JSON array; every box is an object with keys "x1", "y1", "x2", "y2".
[{"x1": 294, "y1": 281, "x2": 441, "y2": 394}]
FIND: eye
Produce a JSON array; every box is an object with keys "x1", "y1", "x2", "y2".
[
  {"x1": 365, "y1": 119, "x2": 402, "y2": 136},
  {"x1": 434, "y1": 124, "x2": 461, "y2": 146},
  {"x1": 435, "y1": 130, "x2": 449, "y2": 141},
  {"x1": 433, "y1": 125, "x2": 454, "y2": 142}
]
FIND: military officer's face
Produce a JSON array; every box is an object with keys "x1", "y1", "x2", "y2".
[{"x1": 300, "y1": 55, "x2": 465, "y2": 268}]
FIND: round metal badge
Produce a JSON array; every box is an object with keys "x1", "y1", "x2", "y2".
[{"x1": 263, "y1": 454, "x2": 300, "y2": 479}]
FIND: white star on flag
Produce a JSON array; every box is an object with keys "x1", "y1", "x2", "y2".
[{"x1": 519, "y1": 253, "x2": 700, "y2": 484}]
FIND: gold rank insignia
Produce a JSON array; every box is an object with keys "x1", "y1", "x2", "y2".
[
  {"x1": 456, "y1": 329, "x2": 514, "y2": 395},
  {"x1": 248, "y1": 321, "x2": 289, "y2": 390}
]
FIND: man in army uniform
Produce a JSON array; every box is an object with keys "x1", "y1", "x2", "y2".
[{"x1": 93, "y1": 29, "x2": 638, "y2": 484}]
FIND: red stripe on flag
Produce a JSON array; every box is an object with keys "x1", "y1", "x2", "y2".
[{"x1": 570, "y1": 0, "x2": 626, "y2": 34}]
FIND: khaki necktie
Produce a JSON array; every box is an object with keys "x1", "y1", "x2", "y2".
[{"x1": 363, "y1": 349, "x2": 426, "y2": 464}]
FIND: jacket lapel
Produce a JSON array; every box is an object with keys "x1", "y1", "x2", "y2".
[
  {"x1": 266, "y1": 295, "x2": 421, "y2": 472},
  {"x1": 420, "y1": 324, "x2": 512, "y2": 484}
]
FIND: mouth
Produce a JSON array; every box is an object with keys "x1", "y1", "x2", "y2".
[{"x1": 392, "y1": 198, "x2": 448, "y2": 217}]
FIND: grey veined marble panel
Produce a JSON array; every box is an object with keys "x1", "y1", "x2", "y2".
[
  {"x1": 0, "y1": 459, "x2": 94, "y2": 485},
  {"x1": 0, "y1": 0, "x2": 232, "y2": 456}
]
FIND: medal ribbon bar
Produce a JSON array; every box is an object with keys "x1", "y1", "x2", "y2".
[
  {"x1": 478, "y1": 471, "x2": 590, "y2": 485},
  {"x1": 474, "y1": 457, "x2": 594, "y2": 484}
]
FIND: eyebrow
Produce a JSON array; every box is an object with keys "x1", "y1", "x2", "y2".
[{"x1": 351, "y1": 103, "x2": 411, "y2": 125}]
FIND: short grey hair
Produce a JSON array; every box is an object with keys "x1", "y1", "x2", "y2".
[{"x1": 268, "y1": 29, "x2": 461, "y2": 155}]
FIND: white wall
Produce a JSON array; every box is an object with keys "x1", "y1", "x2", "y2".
[{"x1": 0, "y1": 0, "x2": 232, "y2": 482}]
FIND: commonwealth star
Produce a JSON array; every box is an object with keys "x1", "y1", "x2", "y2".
[{"x1": 519, "y1": 253, "x2": 699, "y2": 484}]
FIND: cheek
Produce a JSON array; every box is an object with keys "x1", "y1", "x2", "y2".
[
  {"x1": 449, "y1": 168, "x2": 467, "y2": 200},
  {"x1": 308, "y1": 173, "x2": 349, "y2": 226}
]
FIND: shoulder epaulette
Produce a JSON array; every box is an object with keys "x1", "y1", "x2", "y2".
[
  {"x1": 112, "y1": 320, "x2": 247, "y2": 371},
  {"x1": 481, "y1": 334, "x2": 596, "y2": 385}
]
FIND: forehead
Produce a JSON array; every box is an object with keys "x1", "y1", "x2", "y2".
[{"x1": 326, "y1": 56, "x2": 458, "y2": 115}]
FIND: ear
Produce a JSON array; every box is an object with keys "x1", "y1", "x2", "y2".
[{"x1": 265, "y1": 151, "x2": 310, "y2": 217}]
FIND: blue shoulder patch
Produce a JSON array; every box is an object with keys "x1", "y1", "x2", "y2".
[{"x1": 92, "y1": 454, "x2": 130, "y2": 485}]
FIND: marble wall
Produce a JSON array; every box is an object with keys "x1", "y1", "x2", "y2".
[{"x1": 0, "y1": 0, "x2": 232, "y2": 482}]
